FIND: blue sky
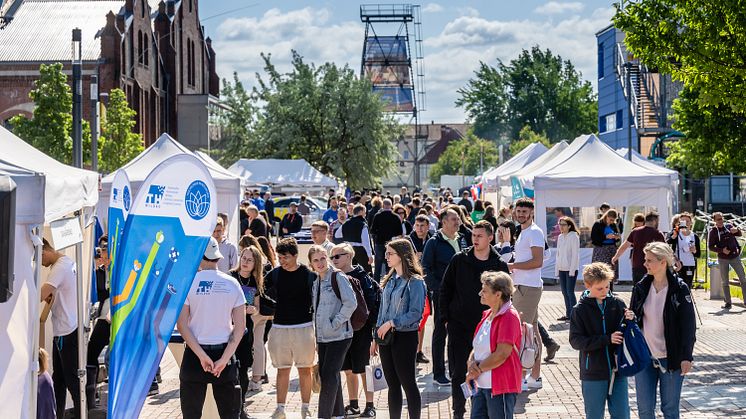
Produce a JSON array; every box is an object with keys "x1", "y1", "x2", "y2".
[{"x1": 199, "y1": 1, "x2": 617, "y2": 122}]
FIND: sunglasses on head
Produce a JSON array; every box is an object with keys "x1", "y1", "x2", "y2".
[{"x1": 330, "y1": 253, "x2": 349, "y2": 260}]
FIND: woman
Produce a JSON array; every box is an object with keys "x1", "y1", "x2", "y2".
[
  {"x1": 453, "y1": 205, "x2": 474, "y2": 246},
  {"x1": 229, "y1": 246, "x2": 263, "y2": 402},
  {"x1": 238, "y1": 234, "x2": 261, "y2": 254},
  {"x1": 555, "y1": 216, "x2": 580, "y2": 321},
  {"x1": 629, "y1": 242, "x2": 696, "y2": 419},
  {"x1": 254, "y1": 235, "x2": 275, "y2": 383},
  {"x1": 482, "y1": 206, "x2": 498, "y2": 245},
  {"x1": 309, "y1": 245, "x2": 358, "y2": 419},
  {"x1": 393, "y1": 204, "x2": 412, "y2": 235},
  {"x1": 465, "y1": 271, "x2": 522, "y2": 419},
  {"x1": 259, "y1": 209, "x2": 273, "y2": 238},
  {"x1": 666, "y1": 213, "x2": 701, "y2": 289},
  {"x1": 370, "y1": 238, "x2": 426, "y2": 419},
  {"x1": 471, "y1": 200, "x2": 485, "y2": 224},
  {"x1": 497, "y1": 207, "x2": 512, "y2": 225},
  {"x1": 256, "y1": 236, "x2": 277, "y2": 269},
  {"x1": 591, "y1": 209, "x2": 621, "y2": 278}
]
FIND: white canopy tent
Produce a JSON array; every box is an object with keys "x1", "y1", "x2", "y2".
[
  {"x1": 494, "y1": 141, "x2": 569, "y2": 207},
  {"x1": 530, "y1": 134, "x2": 676, "y2": 280},
  {"x1": 616, "y1": 148, "x2": 680, "y2": 187},
  {"x1": 99, "y1": 134, "x2": 243, "y2": 242},
  {"x1": 228, "y1": 158, "x2": 338, "y2": 193},
  {"x1": 0, "y1": 126, "x2": 99, "y2": 418},
  {"x1": 481, "y1": 142, "x2": 548, "y2": 207}
]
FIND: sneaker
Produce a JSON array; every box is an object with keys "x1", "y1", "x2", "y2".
[
  {"x1": 544, "y1": 342, "x2": 560, "y2": 362},
  {"x1": 525, "y1": 375, "x2": 543, "y2": 389},
  {"x1": 248, "y1": 380, "x2": 262, "y2": 391},
  {"x1": 262, "y1": 374, "x2": 269, "y2": 384},
  {"x1": 360, "y1": 406, "x2": 376, "y2": 417},
  {"x1": 345, "y1": 404, "x2": 361, "y2": 417},
  {"x1": 301, "y1": 407, "x2": 313, "y2": 419},
  {"x1": 416, "y1": 352, "x2": 430, "y2": 364},
  {"x1": 722, "y1": 302, "x2": 732, "y2": 309},
  {"x1": 521, "y1": 378, "x2": 528, "y2": 392},
  {"x1": 434, "y1": 375, "x2": 451, "y2": 386},
  {"x1": 556, "y1": 316, "x2": 569, "y2": 321},
  {"x1": 147, "y1": 382, "x2": 159, "y2": 396},
  {"x1": 270, "y1": 407, "x2": 286, "y2": 419}
]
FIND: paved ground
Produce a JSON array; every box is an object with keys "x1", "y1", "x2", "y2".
[{"x1": 95, "y1": 284, "x2": 746, "y2": 418}]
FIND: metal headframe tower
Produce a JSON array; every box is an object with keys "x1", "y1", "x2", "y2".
[{"x1": 360, "y1": 4, "x2": 426, "y2": 187}]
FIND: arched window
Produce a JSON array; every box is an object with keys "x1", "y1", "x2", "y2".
[
  {"x1": 137, "y1": 30, "x2": 143, "y2": 64},
  {"x1": 144, "y1": 33, "x2": 149, "y2": 67}
]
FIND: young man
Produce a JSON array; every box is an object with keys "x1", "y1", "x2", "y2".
[
  {"x1": 338, "y1": 204, "x2": 374, "y2": 272},
  {"x1": 264, "y1": 238, "x2": 316, "y2": 419},
  {"x1": 370, "y1": 198, "x2": 404, "y2": 281},
  {"x1": 406, "y1": 197, "x2": 422, "y2": 226},
  {"x1": 323, "y1": 197, "x2": 340, "y2": 224},
  {"x1": 439, "y1": 221, "x2": 510, "y2": 419},
  {"x1": 40, "y1": 239, "x2": 81, "y2": 419},
  {"x1": 310, "y1": 220, "x2": 335, "y2": 254},
  {"x1": 707, "y1": 212, "x2": 746, "y2": 309},
  {"x1": 509, "y1": 197, "x2": 545, "y2": 390},
  {"x1": 611, "y1": 212, "x2": 665, "y2": 285},
  {"x1": 177, "y1": 237, "x2": 246, "y2": 419},
  {"x1": 458, "y1": 191, "x2": 473, "y2": 214},
  {"x1": 409, "y1": 214, "x2": 433, "y2": 256},
  {"x1": 330, "y1": 244, "x2": 378, "y2": 418},
  {"x1": 214, "y1": 216, "x2": 238, "y2": 274},
  {"x1": 422, "y1": 208, "x2": 469, "y2": 386},
  {"x1": 279, "y1": 202, "x2": 303, "y2": 237}
]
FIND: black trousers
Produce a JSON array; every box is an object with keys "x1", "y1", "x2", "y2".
[
  {"x1": 379, "y1": 331, "x2": 421, "y2": 419},
  {"x1": 448, "y1": 324, "x2": 474, "y2": 418},
  {"x1": 374, "y1": 244, "x2": 387, "y2": 282},
  {"x1": 53, "y1": 329, "x2": 81, "y2": 419},
  {"x1": 430, "y1": 290, "x2": 448, "y2": 379},
  {"x1": 317, "y1": 338, "x2": 352, "y2": 419},
  {"x1": 235, "y1": 324, "x2": 254, "y2": 402},
  {"x1": 180, "y1": 345, "x2": 241, "y2": 419},
  {"x1": 679, "y1": 265, "x2": 695, "y2": 289},
  {"x1": 537, "y1": 322, "x2": 557, "y2": 348}
]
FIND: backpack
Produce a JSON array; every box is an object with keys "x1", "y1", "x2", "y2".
[
  {"x1": 514, "y1": 322, "x2": 539, "y2": 369},
  {"x1": 319, "y1": 272, "x2": 370, "y2": 331},
  {"x1": 615, "y1": 319, "x2": 651, "y2": 377}
]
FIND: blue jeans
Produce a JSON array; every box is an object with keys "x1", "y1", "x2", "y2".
[
  {"x1": 470, "y1": 389, "x2": 516, "y2": 419},
  {"x1": 635, "y1": 359, "x2": 684, "y2": 419},
  {"x1": 558, "y1": 270, "x2": 577, "y2": 318},
  {"x1": 581, "y1": 377, "x2": 630, "y2": 419}
]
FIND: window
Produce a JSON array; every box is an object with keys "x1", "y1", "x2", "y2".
[
  {"x1": 598, "y1": 43, "x2": 604, "y2": 79},
  {"x1": 605, "y1": 113, "x2": 616, "y2": 132},
  {"x1": 186, "y1": 39, "x2": 192, "y2": 86},
  {"x1": 137, "y1": 30, "x2": 143, "y2": 64},
  {"x1": 616, "y1": 110, "x2": 623, "y2": 129},
  {"x1": 599, "y1": 115, "x2": 606, "y2": 133},
  {"x1": 403, "y1": 150, "x2": 410, "y2": 160}
]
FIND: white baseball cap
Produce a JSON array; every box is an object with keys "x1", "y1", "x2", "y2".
[{"x1": 204, "y1": 236, "x2": 224, "y2": 260}]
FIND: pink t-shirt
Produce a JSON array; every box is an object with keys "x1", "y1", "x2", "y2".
[{"x1": 473, "y1": 306, "x2": 523, "y2": 395}]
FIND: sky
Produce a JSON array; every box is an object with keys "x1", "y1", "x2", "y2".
[{"x1": 198, "y1": 1, "x2": 617, "y2": 123}]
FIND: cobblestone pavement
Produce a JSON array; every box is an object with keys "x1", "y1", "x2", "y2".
[{"x1": 104, "y1": 285, "x2": 746, "y2": 418}]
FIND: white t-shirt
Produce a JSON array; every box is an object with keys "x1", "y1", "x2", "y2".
[
  {"x1": 677, "y1": 233, "x2": 696, "y2": 266},
  {"x1": 184, "y1": 269, "x2": 246, "y2": 345},
  {"x1": 513, "y1": 223, "x2": 545, "y2": 287},
  {"x1": 472, "y1": 317, "x2": 493, "y2": 389},
  {"x1": 46, "y1": 256, "x2": 78, "y2": 336}
]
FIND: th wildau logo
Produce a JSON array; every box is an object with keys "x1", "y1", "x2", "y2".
[{"x1": 185, "y1": 180, "x2": 210, "y2": 220}]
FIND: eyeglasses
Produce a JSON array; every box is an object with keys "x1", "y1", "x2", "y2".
[
  {"x1": 330, "y1": 253, "x2": 349, "y2": 260},
  {"x1": 559, "y1": 223, "x2": 568, "y2": 226},
  {"x1": 396, "y1": 211, "x2": 406, "y2": 215},
  {"x1": 384, "y1": 252, "x2": 397, "y2": 257}
]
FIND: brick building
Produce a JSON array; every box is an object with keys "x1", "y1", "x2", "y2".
[{"x1": 0, "y1": 0, "x2": 220, "y2": 148}]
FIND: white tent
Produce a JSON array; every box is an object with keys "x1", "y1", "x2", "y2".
[
  {"x1": 99, "y1": 134, "x2": 242, "y2": 241},
  {"x1": 494, "y1": 141, "x2": 569, "y2": 206},
  {"x1": 481, "y1": 142, "x2": 548, "y2": 190},
  {"x1": 616, "y1": 147, "x2": 680, "y2": 185},
  {"x1": 228, "y1": 158, "x2": 338, "y2": 191},
  {"x1": 0, "y1": 126, "x2": 99, "y2": 418}
]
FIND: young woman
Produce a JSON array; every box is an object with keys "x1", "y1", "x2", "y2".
[
  {"x1": 229, "y1": 246, "x2": 264, "y2": 402},
  {"x1": 370, "y1": 238, "x2": 426, "y2": 419},
  {"x1": 591, "y1": 209, "x2": 621, "y2": 281},
  {"x1": 471, "y1": 200, "x2": 485, "y2": 224},
  {"x1": 629, "y1": 242, "x2": 696, "y2": 419},
  {"x1": 555, "y1": 216, "x2": 580, "y2": 321},
  {"x1": 309, "y1": 245, "x2": 358, "y2": 419},
  {"x1": 666, "y1": 212, "x2": 701, "y2": 289},
  {"x1": 256, "y1": 235, "x2": 277, "y2": 270}
]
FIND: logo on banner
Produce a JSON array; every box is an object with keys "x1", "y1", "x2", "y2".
[
  {"x1": 146, "y1": 185, "x2": 166, "y2": 207},
  {"x1": 185, "y1": 180, "x2": 211, "y2": 220},
  {"x1": 123, "y1": 185, "x2": 132, "y2": 211},
  {"x1": 113, "y1": 188, "x2": 120, "y2": 202}
]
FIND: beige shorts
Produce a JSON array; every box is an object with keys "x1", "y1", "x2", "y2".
[
  {"x1": 512, "y1": 285, "x2": 543, "y2": 325},
  {"x1": 267, "y1": 325, "x2": 316, "y2": 369}
]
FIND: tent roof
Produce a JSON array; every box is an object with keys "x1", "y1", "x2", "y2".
[
  {"x1": 0, "y1": 126, "x2": 98, "y2": 223},
  {"x1": 228, "y1": 159, "x2": 338, "y2": 188},
  {"x1": 482, "y1": 142, "x2": 548, "y2": 184},
  {"x1": 501, "y1": 141, "x2": 568, "y2": 184},
  {"x1": 194, "y1": 151, "x2": 247, "y2": 187},
  {"x1": 615, "y1": 148, "x2": 679, "y2": 176}
]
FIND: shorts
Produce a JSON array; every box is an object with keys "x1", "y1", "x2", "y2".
[
  {"x1": 512, "y1": 285, "x2": 542, "y2": 325},
  {"x1": 342, "y1": 324, "x2": 373, "y2": 374},
  {"x1": 267, "y1": 324, "x2": 316, "y2": 368}
]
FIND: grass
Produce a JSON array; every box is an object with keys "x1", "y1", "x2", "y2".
[{"x1": 694, "y1": 247, "x2": 744, "y2": 301}]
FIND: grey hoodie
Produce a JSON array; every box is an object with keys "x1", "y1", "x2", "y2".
[{"x1": 312, "y1": 269, "x2": 358, "y2": 343}]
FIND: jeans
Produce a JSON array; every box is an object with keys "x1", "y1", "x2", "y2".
[
  {"x1": 558, "y1": 270, "x2": 577, "y2": 318},
  {"x1": 430, "y1": 290, "x2": 448, "y2": 379},
  {"x1": 470, "y1": 390, "x2": 516, "y2": 419},
  {"x1": 180, "y1": 345, "x2": 241, "y2": 419},
  {"x1": 317, "y1": 338, "x2": 352, "y2": 419},
  {"x1": 447, "y1": 323, "x2": 473, "y2": 417},
  {"x1": 581, "y1": 377, "x2": 630, "y2": 419},
  {"x1": 236, "y1": 326, "x2": 253, "y2": 402},
  {"x1": 53, "y1": 329, "x2": 81, "y2": 419},
  {"x1": 374, "y1": 244, "x2": 387, "y2": 282},
  {"x1": 635, "y1": 359, "x2": 685, "y2": 419},
  {"x1": 379, "y1": 330, "x2": 421, "y2": 419},
  {"x1": 718, "y1": 257, "x2": 746, "y2": 304}
]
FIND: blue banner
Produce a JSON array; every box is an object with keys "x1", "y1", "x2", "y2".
[
  {"x1": 108, "y1": 155, "x2": 217, "y2": 419},
  {"x1": 107, "y1": 170, "x2": 131, "y2": 300},
  {"x1": 511, "y1": 176, "x2": 525, "y2": 200}
]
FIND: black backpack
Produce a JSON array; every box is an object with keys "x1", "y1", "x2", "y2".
[{"x1": 324, "y1": 272, "x2": 369, "y2": 331}]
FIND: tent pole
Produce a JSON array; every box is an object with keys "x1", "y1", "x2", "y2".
[
  {"x1": 30, "y1": 225, "x2": 42, "y2": 419},
  {"x1": 75, "y1": 211, "x2": 88, "y2": 419}
]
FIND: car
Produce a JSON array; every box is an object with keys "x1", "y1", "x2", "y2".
[{"x1": 272, "y1": 196, "x2": 328, "y2": 228}]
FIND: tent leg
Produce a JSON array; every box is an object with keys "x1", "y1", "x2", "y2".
[
  {"x1": 75, "y1": 212, "x2": 88, "y2": 419},
  {"x1": 30, "y1": 225, "x2": 42, "y2": 419}
]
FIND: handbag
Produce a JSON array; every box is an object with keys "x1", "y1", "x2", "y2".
[
  {"x1": 375, "y1": 279, "x2": 411, "y2": 346},
  {"x1": 365, "y1": 356, "x2": 388, "y2": 391}
]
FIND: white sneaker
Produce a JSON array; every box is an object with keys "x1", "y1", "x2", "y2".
[
  {"x1": 521, "y1": 378, "x2": 528, "y2": 392},
  {"x1": 525, "y1": 375, "x2": 543, "y2": 389},
  {"x1": 248, "y1": 380, "x2": 262, "y2": 391},
  {"x1": 301, "y1": 407, "x2": 313, "y2": 419},
  {"x1": 270, "y1": 407, "x2": 286, "y2": 419}
]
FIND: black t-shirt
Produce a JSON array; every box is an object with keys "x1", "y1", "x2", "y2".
[
  {"x1": 249, "y1": 217, "x2": 267, "y2": 238},
  {"x1": 230, "y1": 270, "x2": 258, "y2": 325},
  {"x1": 264, "y1": 265, "x2": 314, "y2": 326}
]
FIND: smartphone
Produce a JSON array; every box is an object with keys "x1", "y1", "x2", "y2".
[{"x1": 679, "y1": 222, "x2": 687, "y2": 229}]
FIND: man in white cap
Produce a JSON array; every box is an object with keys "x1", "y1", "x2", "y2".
[{"x1": 177, "y1": 236, "x2": 247, "y2": 419}]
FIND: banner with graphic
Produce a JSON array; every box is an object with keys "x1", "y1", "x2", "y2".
[
  {"x1": 107, "y1": 170, "x2": 131, "y2": 300},
  {"x1": 511, "y1": 176, "x2": 526, "y2": 200},
  {"x1": 108, "y1": 155, "x2": 217, "y2": 419}
]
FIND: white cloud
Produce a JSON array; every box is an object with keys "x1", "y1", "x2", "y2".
[
  {"x1": 457, "y1": 6, "x2": 480, "y2": 17},
  {"x1": 422, "y1": 3, "x2": 444, "y2": 13},
  {"x1": 534, "y1": 1, "x2": 584, "y2": 15}
]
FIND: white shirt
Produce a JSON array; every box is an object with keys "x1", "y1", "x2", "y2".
[
  {"x1": 184, "y1": 269, "x2": 246, "y2": 345},
  {"x1": 513, "y1": 223, "x2": 545, "y2": 287},
  {"x1": 46, "y1": 256, "x2": 78, "y2": 336},
  {"x1": 677, "y1": 233, "x2": 696, "y2": 266},
  {"x1": 642, "y1": 284, "x2": 668, "y2": 358},
  {"x1": 555, "y1": 231, "x2": 580, "y2": 276},
  {"x1": 472, "y1": 318, "x2": 493, "y2": 389}
]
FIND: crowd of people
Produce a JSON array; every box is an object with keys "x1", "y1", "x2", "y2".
[{"x1": 37, "y1": 183, "x2": 715, "y2": 419}]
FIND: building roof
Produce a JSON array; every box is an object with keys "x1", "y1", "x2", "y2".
[
  {"x1": 0, "y1": 0, "x2": 123, "y2": 62},
  {"x1": 420, "y1": 124, "x2": 469, "y2": 164}
]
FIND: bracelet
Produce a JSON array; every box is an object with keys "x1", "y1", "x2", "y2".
[{"x1": 475, "y1": 362, "x2": 483, "y2": 373}]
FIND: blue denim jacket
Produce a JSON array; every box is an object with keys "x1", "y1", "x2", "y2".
[
  {"x1": 312, "y1": 269, "x2": 357, "y2": 343},
  {"x1": 376, "y1": 274, "x2": 426, "y2": 332}
]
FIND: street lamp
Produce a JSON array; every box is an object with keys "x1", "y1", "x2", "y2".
[{"x1": 72, "y1": 28, "x2": 82, "y2": 168}]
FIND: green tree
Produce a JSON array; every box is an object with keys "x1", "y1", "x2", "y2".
[
  {"x1": 429, "y1": 131, "x2": 499, "y2": 184},
  {"x1": 254, "y1": 51, "x2": 400, "y2": 189},
  {"x1": 212, "y1": 72, "x2": 258, "y2": 167},
  {"x1": 509, "y1": 126, "x2": 552, "y2": 156},
  {"x1": 99, "y1": 88, "x2": 143, "y2": 173},
  {"x1": 456, "y1": 46, "x2": 597, "y2": 141}
]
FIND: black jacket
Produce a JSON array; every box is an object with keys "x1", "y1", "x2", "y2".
[
  {"x1": 438, "y1": 246, "x2": 509, "y2": 330},
  {"x1": 346, "y1": 265, "x2": 380, "y2": 328},
  {"x1": 629, "y1": 270, "x2": 696, "y2": 370},
  {"x1": 280, "y1": 212, "x2": 303, "y2": 235},
  {"x1": 569, "y1": 291, "x2": 626, "y2": 381},
  {"x1": 370, "y1": 209, "x2": 403, "y2": 245},
  {"x1": 421, "y1": 230, "x2": 468, "y2": 292},
  {"x1": 409, "y1": 230, "x2": 433, "y2": 253},
  {"x1": 591, "y1": 220, "x2": 619, "y2": 247}
]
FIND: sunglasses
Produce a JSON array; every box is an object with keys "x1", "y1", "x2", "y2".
[
  {"x1": 330, "y1": 253, "x2": 349, "y2": 260},
  {"x1": 396, "y1": 211, "x2": 406, "y2": 215}
]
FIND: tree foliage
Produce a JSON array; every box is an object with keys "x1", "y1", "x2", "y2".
[
  {"x1": 429, "y1": 131, "x2": 498, "y2": 184},
  {"x1": 253, "y1": 51, "x2": 400, "y2": 189},
  {"x1": 212, "y1": 72, "x2": 257, "y2": 167},
  {"x1": 456, "y1": 46, "x2": 597, "y2": 142},
  {"x1": 509, "y1": 126, "x2": 552, "y2": 156},
  {"x1": 99, "y1": 88, "x2": 143, "y2": 173}
]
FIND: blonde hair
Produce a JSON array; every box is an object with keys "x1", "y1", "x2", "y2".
[
  {"x1": 480, "y1": 271, "x2": 513, "y2": 302},
  {"x1": 332, "y1": 243, "x2": 355, "y2": 255},
  {"x1": 307, "y1": 245, "x2": 329, "y2": 272},
  {"x1": 39, "y1": 348, "x2": 49, "y2": 375},
  {"x1": 381, "y1": 238, "x2": 423, "y2": 288},
  {"x1": 583, "y1": 262, "x2": 615, "y2": 284},
  {"x1": 644, "y1": 242, "x2": 675, "y2": 267}
]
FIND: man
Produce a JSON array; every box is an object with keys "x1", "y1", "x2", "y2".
[
  {"x1": 263, "y1": 238, "x2": 316, "y2": 419},
  {"x1": 399, "y1": 186, "x2": 411, "y2": 205},
  {"x1": 326, "y1": 188, "x2": 336, "y2": 206},
  {"x1": 331, "y1": 244, "x2": 379, "y2": 418},
  {"x1": 440, "y1": 221, "x2": 510, "y2": 419},
  {"x1": 708, "y1": 212, "x2": 746, "y2": 309},
  {"x1": 611, "y1": 211, "x2": 665, "y2": 285},
  {"x1": 338, "y1": 204, "x2": 374, "y2": 272},
  {"x1": 264, "y1": 191, "x2": 276, "y2": 223},
  {"x1": 422, "y1": 208, "x2": 468, "y2": 386},
  {"x1": 406, "y1": 197, "x2": 422, "y2": 226},
  {"x1": 252, "y1": 191, "x2": 265, "y2": 211},
  {"x1": 279, "y1": 202, "x2": 303, "y2": 237},
  {"x1": 409, "y1": 214, "x2": 433, "y2": 256},
  {"x1": 370, "y1": 198, "x2": 405, "y2": 281},
  {"x1": 40, "y1": 239, "x2": 81, "y2": 419},
  {"x1": 457, "y1": 190, "x2": 473, "y2": 214},
  {"x1": 310, "y1": 221, "x2": 335, "y2": 254},
  {"x1": 509, "y1": 197, "x2": 545, "y2": 390},
  {"x1": 297, "y1": 194, "x2": 311, "y2": 216},
  {"x1": 329, "y1": 207, "x2": 348, "y2": 243},
  {"x1": 177, "y1": 237, "x2": 246, "y2": 418},
  {"x1": 323, "y1": 197, "x2": 339, "y2": 224},
  {"x1": 213, "y1": 216, "x2": 238, "y2": 273},
  {"x1": 246, "y1": 205, "x2": 268, "y2": 239}
]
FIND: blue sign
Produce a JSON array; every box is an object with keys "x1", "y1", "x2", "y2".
[{"x1": 185, "y1": 180, "x2": 211, "y2": 220}]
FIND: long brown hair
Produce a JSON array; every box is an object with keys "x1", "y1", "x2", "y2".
[
  {"x1": 238, "y1": 234, "x2": 261, "y2": 254},
  {"x1": 236, "y1": 246, "x2": 265, "y2": 294},
  {"x1": 381, "y1": 238, "x2": 424, "y2": 288},
  {"x1": 256, "y1": 236, "x2": 276, "y2": 267}
]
